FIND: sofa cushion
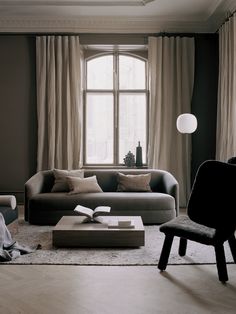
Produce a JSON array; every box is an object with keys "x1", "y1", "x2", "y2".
[
  {"x1": 67, "y1": 175, "x2": 103, "y2": 194},
  {"x1": 29, "y1": 192, "x2": 175, "y2": 212},
  {"x1": 117, "y1": 172, "x2": 152, "y2": 192},
  {"x1": 51, "y1": 169, "x2": 84, "y2": 192}
]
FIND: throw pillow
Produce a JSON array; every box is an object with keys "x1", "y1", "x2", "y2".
[
  {"x1": 116, "y1": 172, "x2": 152, "y2": 192},
  {"x1": 51, "y1": 169, "x2": 84, "y2": 192},
  {"x1": 67, "y1": 175, "x2": 103, "y2": 194}
]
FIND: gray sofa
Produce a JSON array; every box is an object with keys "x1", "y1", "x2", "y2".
[{"x1": 24, "y1": 169, "x2": 179, "y2": 225}]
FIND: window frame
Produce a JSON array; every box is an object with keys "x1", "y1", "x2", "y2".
[{"x1": 83, "y1": 51, "x2": 149, "y2": 167}]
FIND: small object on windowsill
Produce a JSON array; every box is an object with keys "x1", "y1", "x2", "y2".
[
  {"x1": 135, "y1": 141, "x2": 143, "y2": 168},
  {"x1": 123, "y1": 151, "x2": 135, "y2": 168}
]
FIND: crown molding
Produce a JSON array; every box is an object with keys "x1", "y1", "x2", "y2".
[
  {"x1": 0, "y1": 0, "x2": 154, "y2": 6},
  {"x1": 0, "y1": 16, "x2": 214, "y2": 34},
  {"x1": 0, "y1": 0, "x2": 235, "y2": 34},
  {"x1": 204, "y1": 0, "x2": 236, "y2": 32},
  {"x1": 220, "y1": 0, "x2": 236, "y2": 13}
]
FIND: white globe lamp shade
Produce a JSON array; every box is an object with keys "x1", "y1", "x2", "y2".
[{"x1": 176, "y1": 114, "x2": 197, "y2": 134}]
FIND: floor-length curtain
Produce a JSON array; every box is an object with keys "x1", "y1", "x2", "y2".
[
  {"x1": 216, "y1": 13, "x2": 236, "y2": 161},
  {"x1": 36, "y1": 35, "x2": 83, "y2": 171},
  {"x1": 148, "y1": 36, "x2": 195, "y2": 207}
]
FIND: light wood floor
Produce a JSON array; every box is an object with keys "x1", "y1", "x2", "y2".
[
  {"x1": 1, "y1": 207, "x2": 236, "y2": 314},
  {"x1": 1, "y1": 265, "x2": 236, "y2": 314}
]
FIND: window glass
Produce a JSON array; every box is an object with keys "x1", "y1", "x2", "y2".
[
  {"x1": 119, "y1": 55, "x2": 146, "y2": 90},
  {"x1": 87, "y1": 55, "x2": 113, "y2": 89},
  {"x1": 85, "y1": 52, "x2": 147, "y2": 165},
  {"x1": 86, "y1": 93, "x2": 114, "y2": 164},
  {"x1": 119, "y1": 93, "x2": 146, "y2": 164}
]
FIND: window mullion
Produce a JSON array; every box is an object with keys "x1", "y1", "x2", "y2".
[{"x1": 114, "y1": 52, "x2": 119, "y2": 166}]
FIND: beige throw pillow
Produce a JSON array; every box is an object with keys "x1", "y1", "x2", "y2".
[
  {"x1": 51, "y1": 169, "x2": 84, "y2": 192},
  {"x1": 117, "y1": 172, "x2": 152, "y2": 192},
  {"x1": 67, "y1": 175, "x2": 103, "y2": 194}
]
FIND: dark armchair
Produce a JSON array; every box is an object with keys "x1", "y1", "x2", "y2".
[{"x1": 158, "y1": 160, "x2": 236, "y2": 282}]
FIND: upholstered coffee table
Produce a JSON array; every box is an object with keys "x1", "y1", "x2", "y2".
[{"x1": 52, "y1": 216, "x2": 145, "y2": 248}]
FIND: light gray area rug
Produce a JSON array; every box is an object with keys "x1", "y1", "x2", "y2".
[{"x1": 6, "y1": 219, "x2": 234, "y2": 265}]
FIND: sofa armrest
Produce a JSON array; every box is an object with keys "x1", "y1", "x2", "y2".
[
  {"x1": 162, "y1": 172, "x2": 179, "y2": 216},
  {"x1": 24, "y1": 170, "x2": 53, "y2": 221}
]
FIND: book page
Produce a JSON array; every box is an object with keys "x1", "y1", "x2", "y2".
[
  {"x1": 93, "y1": 206, "x2": 111, "y2": 217},
  {"x1": 74, "y1": 205, "x2": 94, "y2": 218}
]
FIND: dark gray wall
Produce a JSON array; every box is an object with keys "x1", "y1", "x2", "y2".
[
  {"x1": 0, "y1": 34, "x2": 218, "y2": 203},
  {"x1": 0, "y1": 36, "x2": 37, "y2": 202},
  {"x1": 191, "y1": 34, "x2": 219, "y2": 182}
]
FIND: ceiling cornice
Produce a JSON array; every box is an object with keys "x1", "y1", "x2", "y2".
[
  {"x1": 0, "y1": 0, "x2": 154, "y2": 6},
  {"x1": 0, "y1": 0, "x2": 235, "y2": 34},
  {"x1": 0, "y1": 16, "x2": 215, "y2": 34}
]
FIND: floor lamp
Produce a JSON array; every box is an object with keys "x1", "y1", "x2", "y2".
[{"x1": 176, "y1": 113, "x2": 197, "y2": 207}]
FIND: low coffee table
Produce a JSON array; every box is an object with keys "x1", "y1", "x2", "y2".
[{"x1": 52, "y1": 216, "x2": 145, "y2": 248}]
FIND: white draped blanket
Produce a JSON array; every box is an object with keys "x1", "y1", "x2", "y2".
[{"x1": 0, "y1": 214, "x2": 36, "y2": 262}]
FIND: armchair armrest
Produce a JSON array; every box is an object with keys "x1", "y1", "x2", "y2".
[
  {"x1": 0, "y1": 195, "x2": 17, "y2": 209},
  {"x1": 162, "y1": 172, "x2": 179, "y2": 216}
]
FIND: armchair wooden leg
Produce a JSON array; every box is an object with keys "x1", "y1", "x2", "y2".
[
  {"x1": 228, "y1": 235, "x2": 236, "y2": 263},
  {"x1": 179, "y1": 238, "x2": 187, "y2": 256},
  {"x1": 158, "y1": 234, "x2": 174, "y2": 271},
  {"x1": 215, "y1": 244, "x2": 228, "y2": 282}
]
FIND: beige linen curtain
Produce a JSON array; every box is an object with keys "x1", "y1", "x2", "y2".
[
  {"x1": 216, "y1": 13, "x2": 236, "y2": 161},
  {"x1": 36, "y1": 35, "x2": 83, "y2": 171},
  {"x1": 148, "y1": 36, "x2": 195, "y2": 207}
]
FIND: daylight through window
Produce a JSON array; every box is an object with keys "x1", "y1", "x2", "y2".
[{"x1": 84, "y1": 52, "x2": 148, "y2": 165}]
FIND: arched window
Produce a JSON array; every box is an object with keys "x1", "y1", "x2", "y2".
[{"x1": 84, "y1": 52, "x2": 148, "y2": 165}]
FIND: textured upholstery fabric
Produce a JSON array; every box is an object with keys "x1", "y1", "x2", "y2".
[{"x1": 160, "y1": 215, "x2": 217, "y2": 245}]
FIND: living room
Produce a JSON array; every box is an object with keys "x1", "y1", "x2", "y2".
[{"x1": 0, "y1": 0, "x2": 236, "y2": 313}]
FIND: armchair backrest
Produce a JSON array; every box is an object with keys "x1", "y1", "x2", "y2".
[
  {"x1": 187, "y1": 160, "x2": 236, "y2": 232},
  {"x1": 227, "y1": 156, "x2": 236, "y2": 164}
]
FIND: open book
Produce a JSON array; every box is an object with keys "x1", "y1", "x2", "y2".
[{"x1": 74, "y1": 204, "x2": 111, "y2": 223}]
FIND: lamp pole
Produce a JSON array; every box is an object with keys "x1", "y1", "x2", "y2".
[{"x1": 176, "y1": 113, "x2": 197, "y2": 208}]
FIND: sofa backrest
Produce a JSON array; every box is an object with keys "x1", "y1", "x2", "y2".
[
  {"x1": 34, "y1": 169, "x2": 169, "y2": 193},
  {"x1": 84, "y1": 169, "x2": 167, "y2": 192}
]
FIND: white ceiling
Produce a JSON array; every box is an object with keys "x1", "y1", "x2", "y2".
[{"x1": 0, "y1": 0, "x2": 235, "y2": 33}]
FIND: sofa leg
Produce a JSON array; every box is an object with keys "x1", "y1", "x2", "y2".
[
  {"x1": 179, "y1": 238, "x2": 187, "y2": 256},
  {"x1": 158, "y1": 234, "x2": 174, "y2": 271},
  {"x1": 215, "y1": 244, "x2": 228, "y2": 282}
]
